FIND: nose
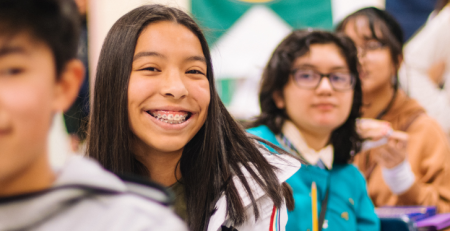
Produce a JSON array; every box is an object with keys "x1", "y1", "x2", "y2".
[
  {"x1": 160, "y1": 70, "x2": 188, "y2": 100},
  {"x1": 316, "y1": 77, "x2": 333, "y2": 94}
]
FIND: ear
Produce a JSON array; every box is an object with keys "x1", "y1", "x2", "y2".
[
  {"x1": 52, "y1": 59, "x2": 85, "y2": 112},
  {"x1": 272, "y1": 90, "x2": 285, "y2": 109}
]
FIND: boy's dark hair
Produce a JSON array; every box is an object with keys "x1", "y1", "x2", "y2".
[
  {"x1": 250, "y1": 30, "x2": 363, "y2": 165},
  {"x1": 0, "y1": 0, "x2": 81, "y2": 77}
]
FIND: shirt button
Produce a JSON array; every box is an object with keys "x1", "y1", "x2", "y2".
[
  {"x1": 349, "y1": 198, "x2": 354, "y2": 205},
  {"x1": 341, "y1": 212, "x2": 349, "y2": 221}
]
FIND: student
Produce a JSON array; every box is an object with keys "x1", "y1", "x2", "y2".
[
  {"x1": 87, "y1": 4, "x2": 300, "y2": 231},
  {"x1": 247, "y1": 30, "x2": 380, "y2": 230},
  {"x1": 0, "y1": 0, "x2": 186, "y2": 230},
  {"x1": 337, "y1": 7, "x2": 450, "y2": 212}
]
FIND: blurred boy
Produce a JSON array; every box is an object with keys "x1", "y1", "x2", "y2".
[{"x1": 0, "y1": 0, "x2": 186, "y2": 230}]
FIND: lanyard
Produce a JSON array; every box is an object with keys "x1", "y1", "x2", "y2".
[
  {"x1": 277, "y1": 132, "x2": 331, "y2": 230},
  {"x1": 318, "y1": 176, "x2": 331, "y2": 231}
]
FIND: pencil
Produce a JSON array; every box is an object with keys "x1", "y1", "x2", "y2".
[{"x1": 312, "y1": 181, "x2": 318, "y2": 231}]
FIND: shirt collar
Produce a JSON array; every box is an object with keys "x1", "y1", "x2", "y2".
[{"x1": 281, "y1": 120, "x2": 334, "y2": 169}]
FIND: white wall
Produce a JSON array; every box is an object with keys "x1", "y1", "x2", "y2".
[
  {"x1": 88, "y1": 0, "x2": 190, "y2": 88},
  {"x1": 332, "y1": 0, "x2": 385, "y2": 24}
]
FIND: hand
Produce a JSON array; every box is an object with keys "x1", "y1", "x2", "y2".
[
  {"x1": 357, "y1": 118, "x2": 392, "y2": 140},
  {"x1": 428, "y1": 61, "x2": 446, "y2": 86},
  {"x1": 372, "y1": 131, "x2": 409, "y2": 169}
]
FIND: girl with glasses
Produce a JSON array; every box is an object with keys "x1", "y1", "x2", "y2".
[
  {"x1": 87, "y1": 4, "x2": 300, "y2": 231},
  {"x1": 337, "y1": 7, "x2": 450, "y2": 213},
  {"x1": 247, "y1": 30, "x2": 379, "y2": 230}
]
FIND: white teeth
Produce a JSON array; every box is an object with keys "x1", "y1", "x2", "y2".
[{"x1": 149, "y1": 111, "x2": 189, "y2": 125}]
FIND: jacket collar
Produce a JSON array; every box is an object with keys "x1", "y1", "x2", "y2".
[
  {"x1": 380, "y1": 89, "x2": 425, "y2": 121},
  {"x1": 280, "y1": 120, "x2": 334, "y2": 169},
  {"x1": 207, "y1": 150, "x2": 300, "y2": 231}
]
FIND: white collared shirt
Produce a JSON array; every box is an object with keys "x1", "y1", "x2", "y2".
[{"x1": 281, "y1": 120, "x2": 334, "y2": 169}]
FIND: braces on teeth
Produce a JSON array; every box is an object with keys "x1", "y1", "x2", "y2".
[{"x1": 152, "y1": 113, "x2": 188, "y2": 124}]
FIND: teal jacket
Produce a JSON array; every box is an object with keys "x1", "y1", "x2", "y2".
[{"x1": 248, "y1": 125, "x2": 380, "y2": 231}]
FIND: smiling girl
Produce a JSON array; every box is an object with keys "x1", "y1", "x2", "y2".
[{"x1": 87, "y1": 5, "x2": 299, "y2": 231}]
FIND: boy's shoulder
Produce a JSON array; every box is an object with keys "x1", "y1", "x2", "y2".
[{"x1": 0, "y1": 156, "x2": 186, "y2": 231}]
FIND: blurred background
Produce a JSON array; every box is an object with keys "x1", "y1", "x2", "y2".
[{"x1": 51, "y1": 0, "x2": 443, "y2": 165}]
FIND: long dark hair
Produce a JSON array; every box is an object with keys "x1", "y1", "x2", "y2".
[
  {"x1": 250, "y1": 30, "x2": 362, "y2": 164},
  {"x1": 336, "y1": 7, "x2": 404, "y2": 90},
  {"x1": 87, "y1": 5, "x2": 293, "y2": 231}
]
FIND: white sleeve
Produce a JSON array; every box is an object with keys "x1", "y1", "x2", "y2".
[
  {"x1": 399, "y1": 5, "x2": 450, "y2": 138},
  {"x1": 381, "y1": 160, "x2": 416, "y2": 195}
]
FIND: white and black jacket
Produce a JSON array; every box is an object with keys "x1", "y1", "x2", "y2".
[
  {"x1": 0, "y1": 156, "x2": 187, "y2": 231},
  {"x1": 210, "y1": 151, "x2": 301, "y2": 231}
]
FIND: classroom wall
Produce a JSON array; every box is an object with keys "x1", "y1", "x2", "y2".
[{"x1": 88, "y1": 0, "x2": 190, "y2": 87}]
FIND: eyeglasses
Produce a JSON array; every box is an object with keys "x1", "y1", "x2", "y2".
[
  {"x1": 290, "y1": 69, "x2": 355, "y2": 91},
  {"x1": 358, "y1": 40, "x2": 386, "y2": 56}
]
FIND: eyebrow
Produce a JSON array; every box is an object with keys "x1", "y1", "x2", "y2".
[
  {"x1": 362, "y1": 36, "x2": 378, "y2": 41},
  {"x1": 185, "y1": 56, "x2": 206, "y2": 63},
  {"x1": 0, "y1": 46, "x2": 27, "y2": 58},
  {"x1": 133, "y1": 51, "x2": 166, "y2": 61},
  {"x1": 133, "y1": 51, "x2": 206, "y2": 64},
  {"x1": 294, "y1": 64, "x2": 348, "y2": 71}
]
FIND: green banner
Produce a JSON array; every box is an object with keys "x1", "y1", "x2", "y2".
[
  {"x1": 191, "y1": 0, "x2": 333, "y2": 110},
  {"x1": 192, "y1": 0, "x2": 333, "y2": 45}
]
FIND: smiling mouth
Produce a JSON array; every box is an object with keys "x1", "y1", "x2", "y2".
[
  {"x1": 147, "y1": 110, "x2": 192, "y2": 125},
  {"x1": 314, "y1": 104, "x2": 335, "y2": 109}
]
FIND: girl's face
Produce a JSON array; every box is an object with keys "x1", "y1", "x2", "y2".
[
  {"x1": 128, "y1": 21, "x2": 210, "y2": 156},
  {"x1": 274, "y1": 43, "x2": 354, "y2": 135},
  {"x1": 342, "y1": 16, "x2": 397, "y2": 95}
]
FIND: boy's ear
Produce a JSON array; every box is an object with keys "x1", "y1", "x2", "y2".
[
  {"x1": 272, "y1": 90, "x2": 285, "y2": 109},
  {"x1": 53, "y1": 59, "x2": 85, "y2": 112}
]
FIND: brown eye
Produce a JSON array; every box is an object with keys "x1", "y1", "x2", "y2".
[
  {"x1": 364, "y1": 41, "x2": 384, "y2": 51},
  {"x1": 186, "y1": 69, "x2": 205, "y2": 75},
  {"x1": 0, "y1": 68, "x2": 24, "y2": 77},
  {"x1": 140, "y1": 67, "x2": 160, "y2": 72}
]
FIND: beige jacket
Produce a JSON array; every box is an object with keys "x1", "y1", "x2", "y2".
[{"x1": 354, "y1": 90, "x2": 450, "y2": 212}]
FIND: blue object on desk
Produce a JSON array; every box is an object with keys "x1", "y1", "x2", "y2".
[
  {"x1": 380, "y1": 215, "x2": 418, "y2": 231},
  {"x1": 376, "y1": 206, "x2": 437, "y2": 231}
]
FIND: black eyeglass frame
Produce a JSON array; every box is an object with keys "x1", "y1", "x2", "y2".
[
  {"x1": 357, "y1": 40, "x2": 387, "y2": 57},
  {"x1": 289, "y1": 69, "x2": 356, "y2": 92}
]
